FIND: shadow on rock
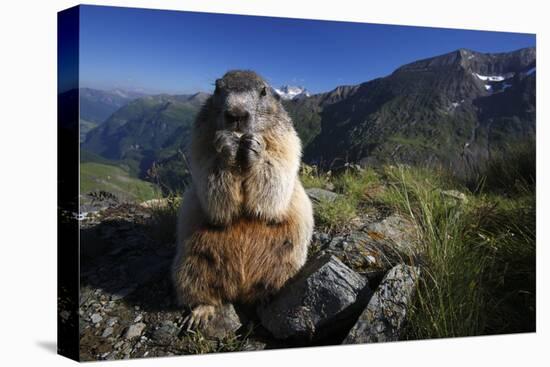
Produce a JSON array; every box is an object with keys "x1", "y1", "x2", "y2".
[{"x1": 79, "y1": 205, "x2": 178, "y2": 313}]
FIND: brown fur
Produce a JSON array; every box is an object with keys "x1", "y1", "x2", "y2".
[{"x1": 173, "y1": 183, "x2": 311, "y2": 307}]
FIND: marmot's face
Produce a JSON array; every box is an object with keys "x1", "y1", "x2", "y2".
[{"x1": 211, "y1": 70, "x2": 282, "y2": 135}]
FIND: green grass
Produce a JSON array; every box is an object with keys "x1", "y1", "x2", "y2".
[
  {"x1": 300, "y1": 165, "x2": 381, "y2": 233},
  {"x1": 80, "y1": 162, "x2": 160, "y2": 203},
  {"x1": 332, "y1": 168, "x2": 380, "y2": 202},
  {"x1": 378, "y1": 163, "x2": 535, "y2": 338},
  {"x1": 299, "y1": 164, "x2": 331, "y2": 189},
  {"x1": 314, "y1": 196, "x2": 358, "y2": 233}
]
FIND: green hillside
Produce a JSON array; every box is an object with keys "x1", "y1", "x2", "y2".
[
  {"x1": 80, "y1": 118, "x2": 98, "y2": 142},
  {"x1": 80, "y1": 162, "x2": 160, "y2": 203}
]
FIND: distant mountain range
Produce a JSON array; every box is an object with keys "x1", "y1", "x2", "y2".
[
  {"x1": 79, "y1": 88, "x2": 147, "y2": 141},
  {"x1": 79, "y1": 88, "x2": 147, "y2": 123},
  {"x1": 78, "y1": 46, "x2": 535, "y2": 191}
]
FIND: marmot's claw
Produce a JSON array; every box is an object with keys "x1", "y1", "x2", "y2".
[{"x1": 182, "y1": 305, "x2": 216, "y2": 331}]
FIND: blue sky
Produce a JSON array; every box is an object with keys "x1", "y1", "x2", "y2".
[{"x1": 79, "y1": 5, "x2": 536, "y2": 94}]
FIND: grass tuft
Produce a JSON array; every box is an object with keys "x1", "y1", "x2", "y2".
[{"x1": 378, "y1": 162, "x2": 535, "y2": 339}]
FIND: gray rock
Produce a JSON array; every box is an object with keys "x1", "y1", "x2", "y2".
[
  {"x1": 365, "y1": 213, "x2": 419, "y2": 256},
  {"x1": 323, "y1": 214, "x2": 421, "y2": 273},
  {"x1": 258, "y1": 254, "x2": 371, "y2": 340},
  {"x1": 343, "y1": 264, "x2": 419, "y2": 344},
  {"x1": 90, "y1": 313, "x2": 103, "y2": 324},
  {"x1": 325, "y1": 232, "x2": 385, "y2": 272},
  {"x1": 106, "y1": 317, "x2": 118, "y2": 327},
  {"x1": 102, "y1": 327, "x2": 114, "y2": 338},
  {"x1": 125, "y1": 322, "x2": 146, "y2": 339},
  {"x1": 151, "y1": 320, "x2": 181, "y2": 344},
  {"x1": 306, "y1": 188, "x2": 340, "y2": 204},
  {"x1": 200, "y1": 304, "x2": 242, "y2": 339}
]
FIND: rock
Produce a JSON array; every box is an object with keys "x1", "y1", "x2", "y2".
[
  {"x1": 323, "y1": 214, "x2": 421, "y2": 273},
  {"x1": 258, "y1": 254, "x2": 371, "y2": 340},
  {"x1": 365, "y1": 213, "x2": 419, "y2": 256},
  {"x1": 312, "y1": 231, "x2": 331, "y2": 245},
  {"x1": 325, "y1": 232, "x2": 386, "y2": 272},
  {"x1": 91, "y1": 313, "x2": 103, "y2": 324},
  {"x1": 200, "y1": 304, "x2": 242, "y2": 339},
  {"x1": 306, "y1": 188, "x2": 340, "y2": 204},
  {"x1": 151, "y1": 321, "x2": 181, "y2": 344},
  {"x1": 125, "y1": 322, "x2": 146, "y2": 339},
  {"x1": 343, "y1": 264, "x2": 419, "y2": 344},
  {"x1": 102, "y1": 327, "x2": 114, "y2": 338}
]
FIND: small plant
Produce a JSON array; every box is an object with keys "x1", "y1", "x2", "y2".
[
  {"x1": 333, "y1": 167, "x2": 380, "y2": 203},
  {"x1": 308, "y1": 166, "x2": 381, "y2": 233}
]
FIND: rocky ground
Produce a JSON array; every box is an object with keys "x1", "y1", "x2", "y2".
[{"x1": 77, "y1": 189, "x2": 422, "y2": 361}]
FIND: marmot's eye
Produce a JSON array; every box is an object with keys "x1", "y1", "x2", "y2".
[{"x1": 260, "y1": 87, "x2": 267, "y2": 97}]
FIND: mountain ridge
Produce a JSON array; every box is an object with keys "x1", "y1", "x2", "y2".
[
  {"x1": 287, "y1": 46, "x2": 536, "y2": 174},
  {"x1": 80, "y1": 46, "x2": 536, "y2": 191}
]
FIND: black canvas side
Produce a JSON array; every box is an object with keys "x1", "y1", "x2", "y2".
[{"x1": 57, "y1": 5, "x2": 80, "y2": 362}]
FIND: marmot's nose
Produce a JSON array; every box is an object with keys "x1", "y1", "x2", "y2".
[{"x1": 224, "y1": 107, "x2": 250, "y2": 126}]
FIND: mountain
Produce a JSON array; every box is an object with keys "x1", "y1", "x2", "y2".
[
  {"x1": 78, "y1": 88, "x2": 147, "y2": 141},
  {"x1": 82, "y1": 92, "x2": 208, "y2": 178},
  {"x1": 274, "y1": 85, "x2": 311, "y2": 100},
  {"x1": 285, "y1": 47, "x2": 535, "y2": 174},
  {"x1": 81, "y1": 47, "x2": 535, "y2": 192},
  {"x1": 80, "y1": 88, "x2": 146, "y2": 124}
]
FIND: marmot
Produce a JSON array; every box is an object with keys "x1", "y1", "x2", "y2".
[{"x1": 172, "y1": 70, "x2": 314, "y2": 328}]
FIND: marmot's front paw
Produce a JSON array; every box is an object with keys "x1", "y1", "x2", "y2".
[
  {"x1": 182, "y1": 304, "x2": 216, "y2": 331},
  {"x1": 238, "y1": 133, "x2": 264, "y2": 168},
  {"x1": 214, "y1": 130, "x2": 240, "y2": 164}
]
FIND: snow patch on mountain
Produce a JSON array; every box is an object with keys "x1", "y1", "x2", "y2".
[
  {"x1": 474, "y1": 73, "x2": 507, "y2": 82},
  {"x1": 274, "y1": 85, "x2": 311, "y2": 100}
]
